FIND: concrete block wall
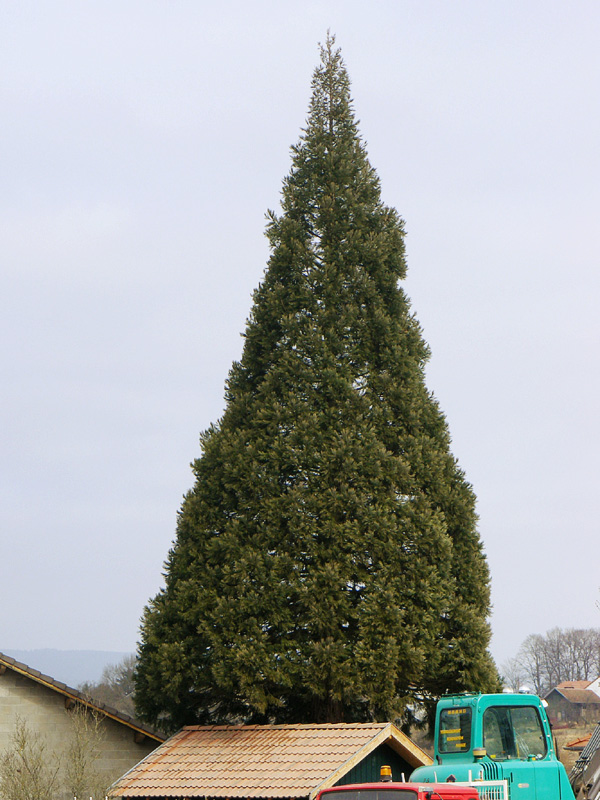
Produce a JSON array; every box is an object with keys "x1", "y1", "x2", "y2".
[{"x1": 0, "y1": 668, "x2": 159, "y2": 799}]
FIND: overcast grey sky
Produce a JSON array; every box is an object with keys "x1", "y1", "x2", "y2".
[{"x1": 2, "y1": 1, "x2": 599, "y2": 672}]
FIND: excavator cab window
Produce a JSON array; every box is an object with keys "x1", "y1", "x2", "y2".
[
  {"x1": 438, "y1": 707, "x2": 472, "y2": 753},
  {"x1": 483, "y1": 705, "x2": 547, "y2": 760}
]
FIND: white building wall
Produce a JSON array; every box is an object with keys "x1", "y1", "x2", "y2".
[{"x1": 587, "y1": 677, "x2": 600, "y2": 697}]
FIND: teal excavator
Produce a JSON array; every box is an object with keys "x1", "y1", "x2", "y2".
[{"x1": 410, "y1": 692, "x2": 575, "y2": 800}]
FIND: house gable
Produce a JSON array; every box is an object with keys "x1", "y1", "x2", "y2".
[
  {"x1": 0, "y1": 651, "x2": 163, "y2": 800},
  {"x1": 333, "y1": 742, "x2": 414, "y2": 786}
]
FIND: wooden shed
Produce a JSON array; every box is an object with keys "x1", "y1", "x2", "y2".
[{"x1": 109, "y1": 722, "x2": 432, "y2": 799}]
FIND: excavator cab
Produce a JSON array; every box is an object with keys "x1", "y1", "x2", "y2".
[{"x1": 411, "y1": 693, "x2": 575, "y2": 800}]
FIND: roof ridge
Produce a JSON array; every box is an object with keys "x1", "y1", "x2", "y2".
[{"x1": 182, "y1": 722, "x2": 389, "y2": 731}]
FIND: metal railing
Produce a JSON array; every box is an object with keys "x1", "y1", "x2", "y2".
[{"x1": 453, "y1": 778, "x2": 509, "y2": 800}]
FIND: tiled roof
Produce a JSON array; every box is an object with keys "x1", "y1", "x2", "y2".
[
  {"x1": 109, "y1": 722, "x2": 432, "y2": 799},
  {"x1": 557, "y1": 681, "x2": 591, "y2": 690},
  {"x1": 550, "y1": 687, "x2": 600, "y2": 705},
  {"x1": 0, "y1": 650, "x2": 164, "y2": 742}
]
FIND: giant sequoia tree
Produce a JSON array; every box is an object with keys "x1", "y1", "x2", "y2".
[{"x1": 135, "y1": 37, "x2": 498, "y2": 732}]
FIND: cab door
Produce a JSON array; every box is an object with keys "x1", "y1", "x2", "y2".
[
  {"x1": 529, "y1": 760, "x2": 563, "y2": 799},
  {"x1": 483, "y1": 705, "x2": 549, "y2": 800}
]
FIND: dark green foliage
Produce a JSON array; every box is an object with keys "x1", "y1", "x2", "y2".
[{"x1": 135, "y1": 36, "x2": 498, "y2": 733}]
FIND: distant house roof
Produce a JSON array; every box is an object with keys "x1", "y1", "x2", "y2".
[
  {"x1": 557, "y1": 681, "x2": 592, "y2": 691},
  {"x1": 109, "y1": 722, "x2": 432, "y2": 799},
  {"x1": 546, "y1": 686, "x2": 600, "y2": 706},
  {"x1": 0, "y1": 650, "x2": 164, "y2": 743}
]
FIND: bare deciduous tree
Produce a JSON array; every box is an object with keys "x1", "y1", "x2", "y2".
[
  {"x1": 500, "y1": 657, "x2": 526, "y2": 692},
  {"x1": 64, "y1": 704, "x2": 108, "y2": 800},
  {"x1": 0, "y1": 708, "x2": 111, "y2": 800},
  {"x1": 514, "y1": 627, "x2": 600, "y2": 695},
  {"x1": 79, "y1": 654, "x2": 136, "y2": 717},
  {"x1": 517, "y1": 634, "x2": 548, "y2": 695},
  {"x1": 0, "y1": 717, "x2": 61, "y2": 800}
]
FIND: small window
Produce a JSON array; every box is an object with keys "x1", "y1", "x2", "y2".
[{"x1": 438, "y1": 707, "x2": 472, "y2": 753}]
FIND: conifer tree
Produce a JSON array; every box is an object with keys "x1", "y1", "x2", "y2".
[{"x1": 135, "y1": 36, "x2": 498, "y2": 732}]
